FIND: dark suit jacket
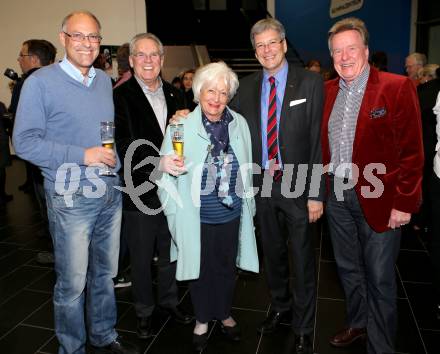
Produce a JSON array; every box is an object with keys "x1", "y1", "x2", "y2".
[
  {"x1": 230, "y1": 64, "x2": 325, "y2": 200},
  {"x1": 9, "y1": 67, "x2": 40, "y2": 115},
  {"x1": 114, "y1": 76, "x2": 185, "y2": 211},
  {"x1": 418, "y1": 78, "x2": 440, "y2": 176},
  {"x1": 321, "y1": 67, "x2": 424, "y2": 232}
]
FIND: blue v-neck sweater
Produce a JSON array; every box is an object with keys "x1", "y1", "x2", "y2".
[{"x1": 13, "y1": 63, "x2": 118, "y2": 191}]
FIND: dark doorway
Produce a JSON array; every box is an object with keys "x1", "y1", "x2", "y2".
[{"x1": 145, "y1": 0, "x2": 267, "y2": 48}]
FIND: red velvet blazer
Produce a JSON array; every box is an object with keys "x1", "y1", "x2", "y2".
[{"x1": 321, "y1": 67, "x2": 424, "y2": 232}]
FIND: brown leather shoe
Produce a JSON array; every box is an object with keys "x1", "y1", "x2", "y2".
[{"x1": 329, "y1": 327, "x2": 366, "y2": 347}]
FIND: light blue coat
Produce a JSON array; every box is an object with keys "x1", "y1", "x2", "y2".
[{"x1": 157, "y1": 105, "x2": 259, "y2": 281}]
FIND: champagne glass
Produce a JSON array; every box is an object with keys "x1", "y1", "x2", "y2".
[
  {"x1": 170, "y1": 124, "x2": 184, "y2": 157},
  {"x1": 99, "y1": 121, "x2": 117, "y2": 176}
]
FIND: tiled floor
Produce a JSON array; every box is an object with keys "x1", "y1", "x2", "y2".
[{"x1": 1, "y1": 159, "x2": 439, "y2": 353}]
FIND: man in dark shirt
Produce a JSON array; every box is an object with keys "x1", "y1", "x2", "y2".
[
  {"x1": 10, "y1": 39, "x2": 57, "y2": 194},
  {"x1": 10, "y1": 39, "x2": 57, "y2": 263}
]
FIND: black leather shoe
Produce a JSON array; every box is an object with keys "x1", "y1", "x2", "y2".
[
  {"x1": 137, "y1": 316, "x2": 153, "y2": 339},
  {"x1": 220, "y1": 322, "x2": 241, "y2": 341},
  {"x1": 192, "y1": 332, "x2": 208, "y2": 352},
  {"x1": 294, "y1": 334, "x2": 312, "y2": 354},
  {"x1": 257, "y1": 311, "x2": 289, "y2": 334},
  {"x1": 161, "y1": 306, "x2": 194, "y2": 325},
  {"x1": 92, "y1": 336, "x2": 139, "y2": 354}
]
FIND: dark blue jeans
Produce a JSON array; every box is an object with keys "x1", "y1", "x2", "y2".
[{"x1": 326, "y1": 179, "x2": 401, "y2": 354}]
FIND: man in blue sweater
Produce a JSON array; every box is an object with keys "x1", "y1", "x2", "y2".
[{"x1": 13, "y1": 11, "x2": 138, "y2": 354}]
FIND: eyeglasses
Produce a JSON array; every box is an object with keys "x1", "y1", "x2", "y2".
[
  {"x1": 63, "y1": 31, "x2": 102, "y2": 43},
  {"x1": 132, "y1": 52, "x2": 162, "y2": 60},
  {"x1": 255, "y1": 39, "x2": 284, "y2": 52},
  {"x1": 18, "y1": 53, "x2": 33, "y2": 59}
]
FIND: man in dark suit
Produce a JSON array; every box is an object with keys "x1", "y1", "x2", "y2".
[
  {"x1": 418, "y1": 72, "x2": 440, "y2": 319},
  {"x1": 418, "y1": 74, "x2": 440, "y2": 232},
  {"x1": 230, "y1": 18, "x2": 324, "y2": 354},
  {"x1": 114, "y1": 33, "x2": 192, "y2": 339},
  {"x1": 321, "y1": 18, "x2": 423, "y2": 354}
]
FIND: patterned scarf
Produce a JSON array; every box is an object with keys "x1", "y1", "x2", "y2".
[{"x1": 202, "y1": 109, "x2": 234, "y2": 207}]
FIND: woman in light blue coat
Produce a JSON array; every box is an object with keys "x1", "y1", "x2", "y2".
[{"x1": 157, "y1": 62, "x2": 259, "y2": 352}]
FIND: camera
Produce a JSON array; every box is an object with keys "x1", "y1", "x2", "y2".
[{"x1": 4, "y1": 68, "x2": 19, "y2": 81}]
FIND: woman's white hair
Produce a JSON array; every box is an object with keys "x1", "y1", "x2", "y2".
[{"x1": 192, "y1": 61, "x2": 239, "y2": 103}]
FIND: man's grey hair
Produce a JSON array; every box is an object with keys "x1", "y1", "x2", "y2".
[
  {"x1": 406, "y1": 52, "x2": 427, "y2": 66},
  {"x1": 61, "y1": 11, "x2": 101, "y2": 32},
  {"x1": 328, "y1": 17, "x2": 369, "y2": 53},
  {"x1": 129, "y1": 33, "x2": 164, "y2": 56},
  {"x1": 192, "y1": 61, "x2": 239, "y2": 103},
  {"x1": 250, "y1": 18, "x2": 286, "y2": 49}
]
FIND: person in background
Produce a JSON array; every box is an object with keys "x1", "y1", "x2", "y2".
[
  {"x1": 322, "y1": 67, "x2": 338, "y2": 81},
  {"x1": 413, "y1": 63, "x2": 440, "y2": 233},
  {"x1": 10, "y1": 39, "x2": 57, "y2": 194},
  {"x1": 418, "y1": 67, "x2": 440, "y2": 321},
  {"x1": 13, "y1": 11, "x2": 138, "y2": 354},
  {"x1": 430, "y1": 86, "x2": 440, "y2": 320},
  {"x1": 370, "y1": 51, "x2": 388, "y2": 72},
  {"x1": 113, "y1": 43, "x2": 131, "y2": 89},
  {"x1": 158, "y1": 61, "x2": 259, "y2": 352},
  {"x1": 405, "y1": 52, "x2": 427, "y2": 85},
  {"x1": 93, "y1": 53, "x2": 115, "y2": 85},
  {"x1": 305, "y1": 59, "x2": 321, "y2": 73},
  {"x1": 181, "y1": 68, "x2": 197, "y2": 111},
  {"x1": 114, "y1": 32, "x2": 192, "y2": 340},
  {"x1": 9, "y1": 39, "x2": 57, "y2": 264},
  {"x1": 322, "y1": 17, "x2": 423, "y2": 354},
  {"x1": 419, "y1": 64, "x2": 439, "y2": 85},
  {"x1": 0, "y1": 101, "x2": 12, "y2": 208},
  {"x1": 113, "y1": 42, "x2": 132, "y2": 288},
  {"x1": 171, "y1": 76, "x2": 181, "y2": 90}
]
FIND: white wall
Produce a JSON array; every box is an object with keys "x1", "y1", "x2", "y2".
[{"x1": 0, "y1": 0, "x2": 146, "y2": 105}]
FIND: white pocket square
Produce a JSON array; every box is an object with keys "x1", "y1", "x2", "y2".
[{"x1": 290, "y1": 99, "x2": 306, "y2": 107}]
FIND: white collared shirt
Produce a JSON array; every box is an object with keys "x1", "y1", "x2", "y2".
[{"x1": 135, "y1": 76, "x2": 167, "y2": 134}]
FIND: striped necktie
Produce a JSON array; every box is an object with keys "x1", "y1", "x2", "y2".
[{"x1": 267, "y1": 76, "x2": 282, "y2": 181}]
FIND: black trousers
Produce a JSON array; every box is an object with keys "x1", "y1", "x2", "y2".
[
  {"x1": 326, "y1": 177, "x2": 401, "y2": 354},
  {"x1": 32, "y1": 169, "x2": 50, "y2": 237},
  {"x1": 0, "y1": 167, "x2": 6, "y2": 198},
  {"x1": 256, "y1": 182, "x2": 316, "y2": 335},
  {"x1": 123, "y1": 210, "x2": 178, "y2": 318},
  {"x1": 429, "y1": 172, "x2": 440, "y2": 301},
  {"x1": 189, "y1": 218, "x2": 240, "y2": 323}
]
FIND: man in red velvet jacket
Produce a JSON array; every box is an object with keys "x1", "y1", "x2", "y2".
[{"x1": 321, "y1": 18, "x2": 423, "y2": 354}]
